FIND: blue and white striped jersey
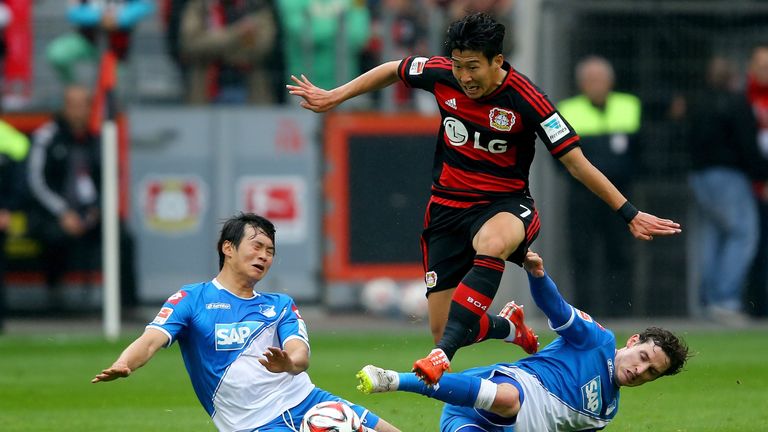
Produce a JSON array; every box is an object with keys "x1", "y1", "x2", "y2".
[{"x1": 147, "y1": 278, "x2": 314, "y2": 431}]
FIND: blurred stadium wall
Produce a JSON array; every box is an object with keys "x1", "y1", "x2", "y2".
[{"x1": 6, "y1": 1, "x2": 768, "y2": 319}]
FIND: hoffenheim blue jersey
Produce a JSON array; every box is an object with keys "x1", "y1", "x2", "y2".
[
  {"x1": 515, "y1": 306, "x2": 619, "y2": 423},
  {"x1": 147, "y1": 279, "x2": 314, "y2": 431},
  {"x1": 459, "y1": 274, "x2": 620, "y2": 430}
]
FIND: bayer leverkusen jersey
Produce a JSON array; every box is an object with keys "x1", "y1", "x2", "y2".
[
  {"x1": 147, "y1": 279, "x2": 314, "y2": 431},
  {"x1": 397, "y1": 56, "x2": 580, "y2": 201}
]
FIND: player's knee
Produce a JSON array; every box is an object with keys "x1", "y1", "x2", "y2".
[
  {"x1": 475, "y1": 235, "x2": 520, "y2": 258},
  {"x1": 490, "y1": 384, "x2": 521, "y2": 418}
]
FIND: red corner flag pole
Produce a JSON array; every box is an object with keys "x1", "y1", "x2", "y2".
[{"x1": 95, "y1": 51, "x2": 121, "y2": 341}]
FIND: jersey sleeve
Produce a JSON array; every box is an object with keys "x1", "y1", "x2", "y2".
[
  {"x1": 512, "y1": 75, "x2": 581, "y2": 158},
  {"x1": 146, "y1": 289, "x2": 194, "y2": 347},
  {"x1": 528, "y1": 273, "x2": 607, "y2": 349},
  {"x1": 397, "y1": 55, "x2": 452, "y2": 93},
  {"x1": 276, "y1": 298, "x2": 310, "y2": 350}
]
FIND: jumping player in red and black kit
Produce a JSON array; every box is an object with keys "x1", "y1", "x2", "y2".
[{"x1": 287, "y1": 12, "x2": 681, "y2": 385}]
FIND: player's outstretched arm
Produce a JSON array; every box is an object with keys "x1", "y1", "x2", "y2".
[
  {"x1": 523, "y1": 251, "x2": 572, "y2": 328},
  {"x1": 286, "y1": 61, "x2": 401, "y2": 113},
  {"x1": 558, "y1": 148, "x2": 681, "y2": 240},
  {"x1": 259, "y1": 339, "x2": 309, "y2": 375},
  {"x1": 91, "y1": 328, "x2": 168, "y2": 383}
]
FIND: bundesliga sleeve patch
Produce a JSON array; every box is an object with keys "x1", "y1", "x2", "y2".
[
  {"x1": 409, "y1": 57, "x2": 428, "y2": 75},
  {"x1": 540, "y1": 113, "x2": 570, "y2": 143},
  {"x1": 152, "y1": 307, "x2": 174, "y2": 325}
]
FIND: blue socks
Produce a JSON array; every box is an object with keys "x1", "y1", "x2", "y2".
[{"x1": 397, "y1": 372, "x2": 482, "y2": 407}]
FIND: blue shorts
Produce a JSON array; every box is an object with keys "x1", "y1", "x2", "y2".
[
  {"x1": 255, "y1": 387, "x2": 381, "y2": 431},
  {"x1": 439, "y1": 373, "x2": 523, "y2": 432}
]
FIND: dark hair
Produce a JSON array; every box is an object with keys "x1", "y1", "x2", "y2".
[
  {"x1": 752, "y1": 42, "x2": 768, "y2": 52},
  {"x1": 638, "y1": 327, "x2": 691, "y2": 377},
  {"x1": 444, "y1": 13, "x2": 505, "y2": 62},
  {"x1": 217, "y1": 213, "x2": 276, "y2": 270}
]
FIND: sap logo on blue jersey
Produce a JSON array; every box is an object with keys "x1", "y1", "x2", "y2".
[
  {"x1": 215, "y1": 321, "x2": 264, "y2": 351},
  {"x1": 581, "y1": 376, "x2": 602, "y2": 415}
]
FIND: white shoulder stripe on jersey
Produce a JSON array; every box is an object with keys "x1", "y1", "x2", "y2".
[
  {"x1": 549, "y1": 305, "x2": 576, "y2": 332},
  {"x1": 146, "y1": 325, "x2": 173, "y2": 348}
]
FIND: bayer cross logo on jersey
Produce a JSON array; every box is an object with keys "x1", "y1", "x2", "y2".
[{"x1": 489, "y1": 108, "x2": 515, "y2": 131}]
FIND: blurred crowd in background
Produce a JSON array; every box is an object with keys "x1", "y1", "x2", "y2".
[{"x1": 0, "y1": 0, "x2": 767, "y2": 332}]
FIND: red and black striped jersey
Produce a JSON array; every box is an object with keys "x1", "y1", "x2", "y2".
[{"x1": 397, "y1": 55, "x2": 580, "y2": 202}]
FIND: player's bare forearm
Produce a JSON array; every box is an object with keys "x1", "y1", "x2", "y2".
[
  {"x1": 287, "y1": 61, "x2": 400, "y2": 112},
  {"x1": 91, "y1": 329, "x2": 167, "y2": 383},
  {"x1": 336, "y1": 61, "x2": 401, "y2": 99},
  {"x1": 560, "y1": 148, "x2": 627, "y2": 210},
  {"x1": 559, "y1": 149, "x2": 681, "y2": 240}
]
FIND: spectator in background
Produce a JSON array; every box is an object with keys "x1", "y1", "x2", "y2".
[
  {"x1": 687, "y1": 55, "x2": 766, "y2": 326},
  {"x1": 0, "y1": 115, "x2": 30, "y2": 333},
  {"x1": 179, "y1": 0, "x2": 280, "y2": 104},
  {"x1": 160, "y1": 0, "x2": 190, "y2": 96},
  {"x1": 557, "y1": 56, "x2": 642, "y2": 317},
  {"x1": 746, "y1": 44, "x2": 768, "y2": 317},
  {"x1": 46, "y1": 0, "x2": 156, "y2": 85},
  {"x1": 390, "y1": 0, "x2": 429, "y2": 109},
  {"x1": 278, "y1": 0, "x2": 371, "y2": 96},
  {"x1": 27, "y1": 85, "x2": 137, "y2": 314}
]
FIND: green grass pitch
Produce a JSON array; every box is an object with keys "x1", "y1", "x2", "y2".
[{"x1": 1, "y1": 328, "x2": 766, "y2": 431}]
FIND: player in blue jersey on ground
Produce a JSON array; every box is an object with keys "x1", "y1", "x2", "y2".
[
  {"x1": 92, "y1": 213, "x2": 400, "y2": 432},
  {"x1": 356, "y1": 251, "x2": 690, "y2": 431},
  {"x1": 287, "y1": 12, "x2": 682, "y2": 385}
]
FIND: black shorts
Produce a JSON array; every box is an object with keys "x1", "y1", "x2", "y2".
[{"x1": 420, "y1": 194, "x2": 540, "y2": 294}]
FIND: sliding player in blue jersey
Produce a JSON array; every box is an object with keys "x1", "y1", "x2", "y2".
[
  {"x1": 356, "y1": 251, "x2": 690, "y2": 431},
  {"x1": 93, "y1": 213, "x2": 400, "y2": 432}
]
